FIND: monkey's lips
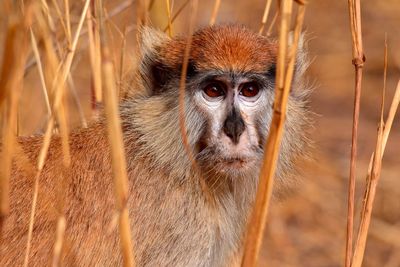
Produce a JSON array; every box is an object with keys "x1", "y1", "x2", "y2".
[{"x1": 219, "y1": 156, "x2": 253, "y2": 170}]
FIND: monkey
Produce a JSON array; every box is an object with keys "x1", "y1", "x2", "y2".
[{"x1": 0, "y1": 24, "x2": 310, "y2": 266}]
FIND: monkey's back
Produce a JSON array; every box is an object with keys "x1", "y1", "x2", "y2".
[{"x1": 1, "y1": 123, "x2": 123, "y2": 266}]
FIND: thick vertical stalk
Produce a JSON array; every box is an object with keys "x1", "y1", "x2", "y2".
[
  {"x1": 241, "y1": 1, "x2": 306, "y2": 266},
  {"x1": 345, "y1": 1, "x2": 364, "y2": 266}
]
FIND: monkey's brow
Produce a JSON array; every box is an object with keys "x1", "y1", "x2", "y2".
[{"x1": 197, "y1": 70, "x2": 274, "y2": 82}]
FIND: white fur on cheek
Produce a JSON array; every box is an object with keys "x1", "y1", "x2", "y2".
[
  {"x1": 194, "y1": 92, "x2": 227, "y2": 140},
  {"x1": 193, "y1": 91, "x2": 262, "y2": 164}
]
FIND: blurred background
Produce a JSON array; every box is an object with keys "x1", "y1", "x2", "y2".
[{"x1": 5, "y1": 0, "x2": 400, "y2": 266}]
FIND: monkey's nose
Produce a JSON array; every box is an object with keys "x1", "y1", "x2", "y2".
[{"x1": 223, "y1": 109, "x2": 245, "y2": 145}]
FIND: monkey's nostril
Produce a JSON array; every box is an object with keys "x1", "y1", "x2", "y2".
[{"x1": 223, "y1": 109, "x2": 245, "y2": 145}]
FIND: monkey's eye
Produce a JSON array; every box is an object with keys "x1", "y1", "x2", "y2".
[
  {"x1": 240, "y1": 82, "x2": 260, "y2": 98},
  {"x1": 203, "y1": 83, "x2": 225, "y2": 98}
]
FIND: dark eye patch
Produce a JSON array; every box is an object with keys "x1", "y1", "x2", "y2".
[
  {"x1": 265, "y1": 63, "x2": 276, "y2": 78},
  {"x1": 149, "y1": 58, "x2": 198, "y2": 95},
  {"x1": 186, "y1": 60, "x2": 197, "y2": 78}
]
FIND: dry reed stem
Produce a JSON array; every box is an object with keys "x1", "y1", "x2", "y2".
[
  {"x1": 351, "y1": 39, "x2": 400, "y2": 267},
  {"x1": 24, "y1": 2, "x2": 90, "y2": 264},
  {"x1": 241, "y1": 1, "x2": 306, "y2": 266},
  {"x1": 49, "y1": 0, "x2": 69, "y2": 45},
  {"x1": 176, "y1": 0, "x2": 215, "y2": 204},
  {"x1": 24, "y1": 0, "x2": 134, "y2": 74},
  {"x1": 52, "y1": 216, "x2": 66, "y2": 267},
  {"x1": 266, "y1": 10, "x2": 278, "y2": 37},
  {"x1": 0, "y1": 4, "x2": 32, "y2": 230},
  {"x1": 119, "y1": 28, "x2": 128, "y2": 97},
  {"x1": 163, "y1": 0, "x2": 190, "y2": 32},
  {"x1": 345, "y1": 1, "x2": 365, "y2": 266},
  {"x1": 39, "y1": 3, "x2": 72, "y2": 164},
  {"x1": 176, "y1": 0, "x2": 214, "y2": 207},
  {"x1": 30, "y1": 29, "x2": 52, "y2": 117},
  {"x1": 55, "y1": 0, "x2": 90, "y2": 109},
  {"x1": 64, "y1": 0, "x2": 71, "y2": 43},
  {"x1": 259, "y1": 0, "x2": 272, "y2": 34},
  {"x1": 380, "y1": 80, "x2": 400, "y2": 155},
  {"x1": 24, "y1": 120, "x2": 55, "y2": 267},
  {"x1": 351, "y1": 99, "x2": 385, "y2": 267},
  {"x1": 87, "y1": 4, "x2": 103, "y2": 102},
  {"x1": 103, "y1": 9, "x2": 121, "y2": 77},
  {"x1": 99, "y1": 1, "x2": 135, "y2": 265},
  {"x1": 101, "y1": 41, "x2": 135, "y2": 267},
  {"x1": 357, "y1": 138, "x2": 386, "y2": 250},
  {"x1": 363, "y1": 40, "x2": 398, "y2": 173},
  {"x1": 178, "y1": 0, "x2": 199, "y2": 172},
  {"x1": 209, "y1": 0, "x2": 221, "y2": 26},
  {"x1": 351, "y1": 79, "x2": 400, "y2": 267},
  {"x1": 40, "y1": 0, "x2": 56, "y2": 32},
  {"x1": 165, "y1": 0, "x2": 173, "y2": 37}
]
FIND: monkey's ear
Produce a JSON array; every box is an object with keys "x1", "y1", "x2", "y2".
[
  {"x1": 138, "y1": 27, "x2": 173, "y2": 94},
  {"x1": 138, "y1": 26, "x2": 169, "y2": 57},
  {"x1": 289, "y1": 32, "x2": 309, "y2": 80}
]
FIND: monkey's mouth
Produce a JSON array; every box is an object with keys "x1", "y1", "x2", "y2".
[
  {"x1": 219, "y1": 157, "x2": 253, "y2": 169},
  {"x1": 195, "y1": 140, "x2": 258, "y2": 171}
]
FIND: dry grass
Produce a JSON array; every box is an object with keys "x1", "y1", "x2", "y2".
[
  {"x1": 0, "y1": 0, "x2": 33, "y2": 231},
  {"x1": 0, "y1": 0, "x2": 399, "y2": 266},
  {"x1": 241, "y1": 1, "x2": 306, "y2": 266},
  {"x1": 345, "y1": 1, "x2": 364, "y2": 266}
]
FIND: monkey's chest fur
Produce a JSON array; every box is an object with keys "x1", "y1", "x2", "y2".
[{"x1": 129, "y1": 163, "x2": 257, "y2": 267}]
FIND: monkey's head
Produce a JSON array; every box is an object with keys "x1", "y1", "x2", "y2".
[{"x1": 126, "y1": 24, "x2": 309, "y2": 188}]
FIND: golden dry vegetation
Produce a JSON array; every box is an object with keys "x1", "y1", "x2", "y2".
[{"x1": 0, "y1": 0, "x2": 399, "y2": 266}]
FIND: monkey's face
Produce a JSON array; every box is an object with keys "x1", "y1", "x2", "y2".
[
  {"x1": 190, "y1": 70, "x2": 274, "y2": 177},
  {"x1": 136, "y1": 25, "x2": 307, "y2": 181}
]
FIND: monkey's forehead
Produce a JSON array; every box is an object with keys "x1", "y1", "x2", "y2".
[{"x1": 159, "y1": 24, "x2": 277, "y2": 73}]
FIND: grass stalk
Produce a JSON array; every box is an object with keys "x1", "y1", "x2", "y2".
[
  {"x1": 101, "y1": 36, "x2": 135, "y2": 267},
  {"x1": 241, "y1": 1, "x2": 306, "y2": 266},
  {"x1": 345, "y1": 1, "x2": 365, "y2": 266},
  {"x1": 64, "y1": 0, "x2": 71, "y2": 43},
  {"x1": 99, "y1": 1, "x2": 135, "y2": 265},
  {"x1": 52, "y1": 216, "x2": 66, "y2": 267},
  {"x1": 30, "y1": 29, "x2": 52, "y2": 117},
  {"x1": 49, "y1": 0, "x2": 69, "y2": 45},
  {"x1": 178, "y1": 0, "x2": 199, "y2": 170},
  {"x1": 24, "y1": 2, "x2": 90, "y2": 264},
  {"x1": 259, "y1": 0, "x2": 272, "y2": 34},
  {"x1": 350, "y1": 84, "x2": 385, "y2": 267},
  {"x1": 0, "y1": 4, "x2": 32, "y2": 231},
  {"x1": 87, "y1": 4, "x2": 103, "y2": 103},
  {"x1": 165, "y1": 0, "x2": 173, "y2": 37},
  {"x1": 266, "y1": 10, "x2": 278, "y2": 37},
  {"x1": 209, "y1": 0, "x2": 221, "y2": 26},
  {"x1": 163, "y1": 0, "x2": 190, "y2": 32},
  {"x1": 351, "y1": 42, "x2": 400, "y2": 266},
  {"x1": 118, "y1": 28, "x2": 128, "y2": 97}
]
